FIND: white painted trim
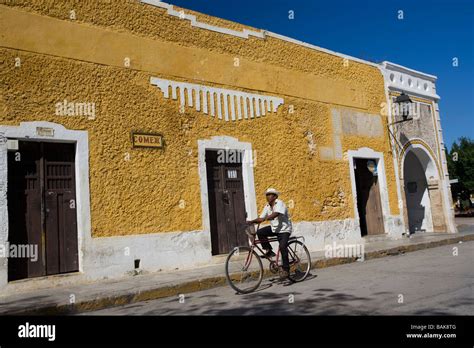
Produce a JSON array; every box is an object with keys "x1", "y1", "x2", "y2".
[
  {"x1": 400, "y1": 142, "x2": 456, "y2": 233},
  {"x1": 402, "y1": 148, "x2": 434, "y2": 232},
  {"x1": 141, "y1": 0, "x2": 381, "y2": 68},
  {"x1": 142, "y1": 0, "x2": 265, "y2": 39},
  {"x1": 382, "y1": 61, "x2": 437, "y2": 81},
  {"x1": 400, "y1": 142, "x2": 440, "y2": 181},
  {"x1": 151, "y1": 77, "x2": 284, "y2": 121},
  {"x1": 197, "y1": 136, "x2": 257, "y2": 239},
  {"x1": 381, "y1": 62, "x2": 440, "y2": 100},
  {"x1": 440, "y1": 176, "x2": 457, "y2": 233},
  {"x1": 377, "y1": 65, "x2": 406, "y2": 231},
  {"x1": 432, "y1": 100, "x2": 457, "y2": 233},
  {"x1": 348, "y1": 147, "x2": 393, "y2": 237},
  {"x1": 0, "y1": 122, "x2": 90, "y2": 286},
  {"x1": 142, "y1": 2, "x2": 440, "y2": 99}
]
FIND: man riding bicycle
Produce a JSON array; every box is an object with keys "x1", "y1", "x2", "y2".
[{"x1": 247, "y1": 188, "x2": 292, "y2": 280}]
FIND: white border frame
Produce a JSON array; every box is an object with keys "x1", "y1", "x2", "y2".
[
  {"x1": 348, "y1": 147, "x2": 391, "y2": 237},
  {"x1": 0, "y1": 122, "x2": 90, "y2": 286},
  {"x1": 197, "y1": 136, "x2": 257, "y2": 246},
  {"x1": 400, "y1": 142, "x2": 440, "y2": 181},
  {"x1": 401, "y1": 143, "x2": 438, "y2": 233},
  {"x1": 378, "y1": 66, "x2": 406, "y2": 229}
]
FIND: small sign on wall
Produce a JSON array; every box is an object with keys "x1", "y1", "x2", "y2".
[
  {"x1": 131, "y1": 132, "x2": 164, "y2": 149},
  {"x1": 36, "y1": 127, "x2": 54, "y2": 137}
]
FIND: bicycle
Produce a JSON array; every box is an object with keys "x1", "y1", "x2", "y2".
[{"x1": 225, "y1": 223, "x2": 311, "y2": 294}]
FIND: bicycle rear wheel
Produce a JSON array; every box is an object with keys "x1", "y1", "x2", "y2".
[
  {"x1": 287, "y1": 239, "x2": 311, "y2": 282},
  {"x1": 225, "y1": 246, "x2": 263, "y2": 294}
]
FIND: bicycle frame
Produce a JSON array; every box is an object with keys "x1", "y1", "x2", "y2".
[{"x1": 243, "y1": 224, "x2": 302, "y2": 271}]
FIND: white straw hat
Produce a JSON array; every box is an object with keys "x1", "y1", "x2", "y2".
[{"x1": 265, "y1": 188, "x2": 280, "y2": 196}]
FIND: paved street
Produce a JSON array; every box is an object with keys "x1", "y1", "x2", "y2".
[
  {"x1": 84, "y1": 241, "x2": 474, "y2": 315},
  {"x1": 457, "y1": 217, "x2": 474, "y2": 230}
]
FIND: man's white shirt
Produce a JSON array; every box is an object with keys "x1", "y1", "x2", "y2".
[{"x1": 259, "y1": 199, "x2": 293, "y2": 234}]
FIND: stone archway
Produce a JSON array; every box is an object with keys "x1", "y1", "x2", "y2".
[{"x1": 402, "y1": 144, "x2": 446, "y2": 233}]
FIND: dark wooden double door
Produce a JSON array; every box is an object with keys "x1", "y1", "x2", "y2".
[
  {"x1": 7, "y1": 141, "x2": 79, "y2": 281},
  {"x1": 206, "y1": 150, "x2": 248, "y2": 255},
  {"x1": 354, "y1": 158, "x2": 385, "y2": 236}
]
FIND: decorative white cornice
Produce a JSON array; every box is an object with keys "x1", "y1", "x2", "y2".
[
  {"x1": 142, "y1": 0, "x2": 264, "y2": 39},
  {"x1": 382, "y1": 61, "x2": 437, "y2": 81},
  {"x1": 380, "y1": 61, "x2": 440, "y2": 100},
  {"x1": 141, "y1": 0, "x2": 381, "y2": 68},
  {"x1": 142, "y1": 2, "x2": 440, "y2": 103},
  {"x1": 150, "y1": 77, "x2": 284, "y2": 121}
]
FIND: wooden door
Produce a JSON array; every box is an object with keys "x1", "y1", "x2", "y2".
[
  {"x1": 43, "y1": 142, "x2": 79, "y2": 274},
  {"x1": 206, "y1": 150, "x2": 248, "y2": 255},
  {"x1": 354, "y1": 158, "x2": 385, "y2": 236},
  {"x1": 7, "y1": 141, "x2": 78, "y2": 281},
  {"x1": 7, "y1": 142, "x2": 44, "y2": 280}
]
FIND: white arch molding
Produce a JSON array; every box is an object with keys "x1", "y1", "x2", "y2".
[
  {"x1": 401, "y1": 143, "x2": 440, "y2": 182},
  {"x1": 401, "y1": 143, "x2": 442, "y2": 233}
]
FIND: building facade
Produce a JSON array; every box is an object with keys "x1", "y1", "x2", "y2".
[{"x1": 0, "y1": 0, "x2": 456, "y2": 292}]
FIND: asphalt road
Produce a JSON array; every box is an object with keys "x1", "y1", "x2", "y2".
[{"x1": 84, "y1": 241, "x2": 474, "y2": 315}]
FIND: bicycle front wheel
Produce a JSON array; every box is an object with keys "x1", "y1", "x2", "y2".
[
  {"x1": 287, "y1": 240, "x2": 311, "y2": 282},
  {"x1": 225, "y1": 246, "x2": 263, "y2": 294}
]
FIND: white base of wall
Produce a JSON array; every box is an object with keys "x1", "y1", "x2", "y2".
[
  {"x1": 293, "y1": 215, "x2": 404, "y2": 251},
  {"x1": 0, "y1": 216, "x2": 405, "y2": 294},
  {"x1": 83, "y1": 229, "x2": 212, "y2": 279},
  {"x1": 385, "y1": 215, "x2": 406, "y2": 238}
]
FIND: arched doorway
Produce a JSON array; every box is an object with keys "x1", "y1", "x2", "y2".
[{"x1": 402, "y1": 146, "x2": 438, "y2": 233}]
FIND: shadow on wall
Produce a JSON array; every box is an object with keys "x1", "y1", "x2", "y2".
[{"x1": 400, "y1": 132, "x2": 410, "y2": 148}]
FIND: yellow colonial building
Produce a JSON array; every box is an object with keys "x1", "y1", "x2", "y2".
[{"x1": 0, "y1": 0, "x2": 456, "y2": 291}]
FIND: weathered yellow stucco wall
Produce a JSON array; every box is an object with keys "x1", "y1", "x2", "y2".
[{"x1": 0, "y1": 0, "x2": 399, "y2": 237}]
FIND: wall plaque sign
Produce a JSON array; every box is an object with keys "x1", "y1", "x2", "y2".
[
  {"x1": 132, "y1": 132, "x2": 163, "y2": 148},
  {"x1": 36, "y1": 127, "x2": 54, "y2": 137}
]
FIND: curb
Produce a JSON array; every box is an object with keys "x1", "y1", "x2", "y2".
[{"x1": 6, "y1": 233, "x2": 474, "y2": 315}]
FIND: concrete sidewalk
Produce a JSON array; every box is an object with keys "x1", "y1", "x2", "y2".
[{"x1": 1, "y1": 226, "x2": 473, "y2": 315}]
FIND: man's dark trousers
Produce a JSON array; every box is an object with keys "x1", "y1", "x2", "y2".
[{"x1": 257, "y1": 225, "x2": 290, "y2": 273}]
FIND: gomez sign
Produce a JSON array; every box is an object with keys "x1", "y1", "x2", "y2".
[{"x1": 132, "y1": 132, "x2": 163, "y2": 148}]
